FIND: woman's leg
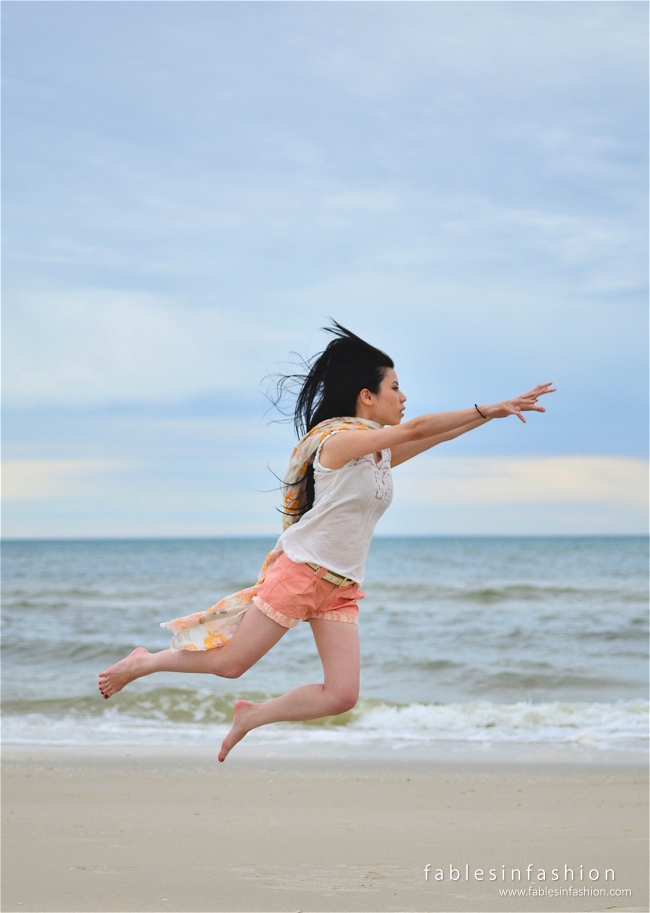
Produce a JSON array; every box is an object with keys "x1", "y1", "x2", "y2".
[
  {"x1": 218, "y1": 617, "x2": 360, "y2": 761},
  {"x1": 98, "y1": 606, "x2": 287, "y2": 698}
]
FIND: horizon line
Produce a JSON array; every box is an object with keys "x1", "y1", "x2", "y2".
[{"x1": 2, "y1": 533, "x2": 648, "y2": 543}]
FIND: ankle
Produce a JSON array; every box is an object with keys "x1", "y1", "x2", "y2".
[
  {"x1": 236, "y1": 702, "x2": 260, "y2": 729},
  {"x1": 132, "y1": 653, "x2": 152, "y2": 677}
]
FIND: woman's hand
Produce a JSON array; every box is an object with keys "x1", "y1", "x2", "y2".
[{"x1": 481, "y1": 382, "x2": 556, "y2": 423}]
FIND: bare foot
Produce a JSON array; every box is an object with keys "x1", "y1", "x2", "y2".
[
  {"x1": 218, "y1": 700, "x2": 258, "y2": 762},
  {"x1": 98, "y1": 647, "x2": 150, "y2": 699}
]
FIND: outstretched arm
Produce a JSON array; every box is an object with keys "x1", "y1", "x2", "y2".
[
  {"x1": 390, "y1": 416, "x2": 489, "y2": 467},
  {"x1": 319, "y1": 383, "x2": 556, "y2": 469}
]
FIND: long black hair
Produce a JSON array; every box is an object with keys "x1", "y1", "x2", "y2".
[
  {"x1": 293, "y1": 321, "x2": 394, "y2": 436},
  {"x1": 271, "y1": 321, "x2": 394, "y2": 517}
]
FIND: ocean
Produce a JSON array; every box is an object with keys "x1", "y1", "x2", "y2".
[{"x1": 2, "y1": 537, "x2": 648, "y2": 758}]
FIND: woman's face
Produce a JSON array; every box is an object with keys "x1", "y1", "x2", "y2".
[{"x1": 357, "y1": 367, "x2": 407, "y2": 425}]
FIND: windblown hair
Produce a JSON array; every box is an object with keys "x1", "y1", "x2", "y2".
[
  {"x1": 270, "y1": 321, "x2": 394, "y2": 518},
  {"x1": 292, "y1": 321, "x2": 394, "y2": 436}
]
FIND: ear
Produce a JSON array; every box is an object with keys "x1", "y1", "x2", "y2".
[{"x1": 358, "y1": 388, "x2": 375, "y2": 405}]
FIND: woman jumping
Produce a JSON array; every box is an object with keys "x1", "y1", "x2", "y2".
[{"x1": 98, "y1": 322, "x2": 554, "y2": 761}]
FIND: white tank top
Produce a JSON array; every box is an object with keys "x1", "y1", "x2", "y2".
[{"x1": 279, "y1": 429, "x2": 393, "y2": 584}]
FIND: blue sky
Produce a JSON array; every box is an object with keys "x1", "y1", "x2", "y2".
[{"x1": 2, "y1": 0, "x2": 647, "y2": 537}]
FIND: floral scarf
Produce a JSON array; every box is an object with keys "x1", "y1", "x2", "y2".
[{"x1": 161, "y1": 416, "x2": 381, "y2": 651}]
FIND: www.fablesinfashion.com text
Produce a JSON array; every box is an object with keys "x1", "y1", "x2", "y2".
[{"x1": 499, "y1": 887, "x2": 631, "y2": 898}]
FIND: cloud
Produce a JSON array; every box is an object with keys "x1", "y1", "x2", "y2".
[
  {"x1": 1, "y1": 3, "x2": 646, "y2": 536},
  {"x1": 394, "y1": 455, "x2": 648, "y2": 508},
  {"x1": 2, "y1": 288, "x2": 295, "y2": 408},
  {"x1": 2, "y1": 458, "x2": 134, "y2": 501},
  {"x1": 3, "y1": 453, "x2": 646, "y2": 539}
]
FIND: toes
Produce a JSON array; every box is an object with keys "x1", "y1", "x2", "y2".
[
  {"x1": 218, "y1": 740, "x2": 231, "y2": 762},
  {"x1": 98, "y1": 678, "x2": 114, "y2": 698}
]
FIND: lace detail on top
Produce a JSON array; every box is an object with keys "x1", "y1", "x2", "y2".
[{"x1": 349, "y1": 451, "x2": 392, "y2": 500}]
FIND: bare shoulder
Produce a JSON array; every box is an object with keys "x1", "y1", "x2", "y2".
[{"x1": 318, "y1": 423, "x2": 416, "y2": 470}]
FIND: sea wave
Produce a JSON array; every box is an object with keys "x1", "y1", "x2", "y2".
[
  {"x1": 369, "y1": 582, "x2": 648, "y2": 605},
  {"x1": 3, "y1": 690, "x2": 647, "y2": 752}
]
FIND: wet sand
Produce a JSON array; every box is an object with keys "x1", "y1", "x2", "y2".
[{"x1": 2, "y1": 745, "x2": 647, "y2": 912}]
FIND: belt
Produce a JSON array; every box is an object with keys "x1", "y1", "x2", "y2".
[{"x1": 306, "y1": 562, "x2": 355, "y2": 587}]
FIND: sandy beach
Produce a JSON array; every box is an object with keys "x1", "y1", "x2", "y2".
[{"x1": 2, "y1": 745, "x2": 647, "y2": 913}]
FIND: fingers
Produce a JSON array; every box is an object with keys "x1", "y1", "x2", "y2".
[
  {"x1": 523, "y1": 383, "x2": 556, "y2": 399},
  {"x1": 505, "y1": 404, "x2": 527, "y2": 423},
  {"x1": 534, "y1": 383, "x2": 556, "y2": 395},
  {"x1": 501, "y1": 384, "x2": 555, "y2": 422},
  {"x1": 517, "y1": 387, "x2": 554, "y2": 409}
]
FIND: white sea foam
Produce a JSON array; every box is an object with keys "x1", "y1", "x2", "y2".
[{"x1": 3, "y1": 698, "x2": 647, "y2": 752}]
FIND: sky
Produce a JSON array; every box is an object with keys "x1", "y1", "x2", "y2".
[{"x1": 2, "y1": 0, "x2": 648, "y2": 537}]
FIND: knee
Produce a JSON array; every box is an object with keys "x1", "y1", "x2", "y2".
[
  {"x1": 326, "y1": 688, "x2": 359, "y2": 716},
  {"x1": 213, "y1": 660, "x2": 246, "y2": 679}
]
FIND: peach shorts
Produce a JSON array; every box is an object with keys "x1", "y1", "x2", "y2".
[{"x1": 252, "y1": 552, "x2": 364, "y2": 628}]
